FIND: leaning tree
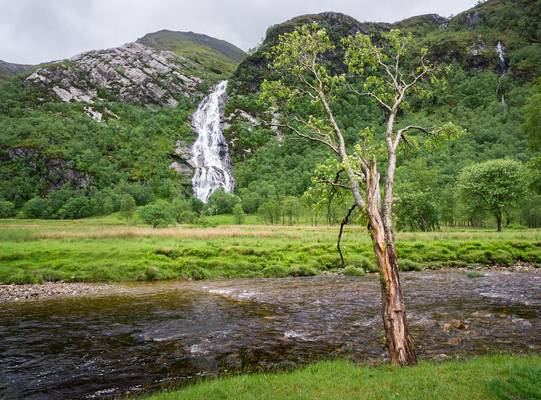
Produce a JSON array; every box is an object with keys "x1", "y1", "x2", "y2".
[{"x1": 260, "y1": 24, "x2": 460, "y2": 365}]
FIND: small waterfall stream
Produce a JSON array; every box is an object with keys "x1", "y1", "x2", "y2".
[
  {"x1": 495, "y1": 41, "x2": 507, "y2": 107},
  {"x1": 190, "y1": 80, "x2": 235, "y2": 202}
]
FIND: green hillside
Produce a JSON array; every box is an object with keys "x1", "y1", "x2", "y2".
[
  {"x1": 226, "y1": 0, "x2": 541, "y2": 227},
  {"x1": 137, "y1": 30, "x2": 246, "y2": 78}
]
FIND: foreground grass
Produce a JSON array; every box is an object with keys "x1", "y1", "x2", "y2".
[
  {"x1": 0, "y1": 218, "x2": 540, "y2": 284},
  {"x1": 140, "y1": 355, "x2": 541, "y2": 400}
]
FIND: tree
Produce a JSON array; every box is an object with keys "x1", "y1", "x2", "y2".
[
  {"x1": 119, "y1": 194, "x2": 137, "y2": 221},
  {"x1": 208, "y1": 189, "x2": 241, "y2": 214},
  {"x1": 171, "y1": 198, "x2": 196, "y2": 224},
  {"x1": 57, "y1": 196, "x2": 94, "y2": 219},
  {"x1": 258, "y1": 200, "x2": 281, "y2": 224},
  {"x1": 232, "y1": 203, "x2": 245, "y2": 224},
  {"x1": 523, "y1": 78, "x2": 541, "y2": 151},
  {"x1": 0, "y1": 200, "x2": 15, "y2": 218},
  {"x1": 261, "y1": 24, "x2": 460, "y2": 365},
  {"x1": 281, "y1": 196, "x2": 302, "y2": 224},
  {"x1": 138, "y1": 200, "x2": 174, "y2": 228},
  {"x1": 23, "y1": 197, "x2": 50, "y2": 219},
  {"x1": 457, "y1": 159, "x2": 526, "y2": 231}
]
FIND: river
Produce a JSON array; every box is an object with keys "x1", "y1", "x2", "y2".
[{"x1": 1, "y1": 271, "x2": 539, "y2": 399}]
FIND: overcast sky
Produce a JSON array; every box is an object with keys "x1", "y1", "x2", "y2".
[{"x1": 1, "y1": 0, "x2": 476, "y2": 65}]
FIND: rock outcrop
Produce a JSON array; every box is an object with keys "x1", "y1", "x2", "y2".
[
  {"x1": 1, "y1": 147, "x2": 92, "y2": 192},
  {"x1": 25, "y1": 42, "x2": 202, "y2": 107}
]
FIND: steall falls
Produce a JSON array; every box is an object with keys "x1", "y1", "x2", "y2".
[{"x1": 190, "y1": 80, "x2": 235, "y2": 203}]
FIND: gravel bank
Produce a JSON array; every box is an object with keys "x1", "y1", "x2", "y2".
[{"x1": 0, "y1": 282, "x2": 117, "y2": 303}]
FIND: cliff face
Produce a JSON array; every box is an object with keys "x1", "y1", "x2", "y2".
[{"x1": 25, "y1": 42, "x2": 203, "y2": 107}]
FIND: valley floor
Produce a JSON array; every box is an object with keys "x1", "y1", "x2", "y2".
[
  {"x1": 0, "y1": 217, "x2": 540, "y2": 284},
  {"x1": 138, "y1": 355, "x2": 541, "y2": 400}
]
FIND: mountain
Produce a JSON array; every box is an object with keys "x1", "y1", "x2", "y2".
[
  {"x1": 0, "y1": 0, "x2": 539, "y2": 225},
  {"x1": 137, "y1": 30, "x2": 246, "y2": 78},
  {"x1": 0, "y1": 60, "x2": 33, "y2": 81},
  {"x1": 224, "y1": 0, "x2": 541, "y2": 222}
]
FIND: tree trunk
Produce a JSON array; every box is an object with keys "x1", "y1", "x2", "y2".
[
  {"x1": 366, "y1": 210, "x2": 417, "y2": 366},
  {"x1": 365, "y1": 162, "x2": 417, "y2": 366},
  {"x1": 496, "y1": 209, "x2": 503, "y2": 232}
]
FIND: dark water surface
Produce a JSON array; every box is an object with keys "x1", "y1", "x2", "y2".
[{"x1": 1, "y1": 271, "x2": 540, "y2": 399}]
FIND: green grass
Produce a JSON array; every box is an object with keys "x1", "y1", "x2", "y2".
[
  {"x1": 0, "y1": 218, "x2": 540, "y2": 284},
  {"x1": 139, "y1": 354, "x2": 541, "y2": 400}
]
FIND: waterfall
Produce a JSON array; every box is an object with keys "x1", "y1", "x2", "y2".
[
  {"x1": 190, "y1": 80, "x2": 235, "y2": 203},
  {"x1": 496, "y1": 41, "x2": 507, "y2": 73},
  {"x1": 495, "y1": 41, "x2": 507, "y2": 108}
]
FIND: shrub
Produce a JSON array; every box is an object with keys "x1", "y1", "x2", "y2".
[
  {"x1": 318, "y1": 255, "x2": 342, "y2": 269},
  {"x1": 140, "y1": 266, "x2": 163, "y2": 281},
  {"x1": 344, "y1": 266, "x2": 365, "y2": 276},
  {"x1": 188, "y1": 267, "x2": 210, "y2": 280},
  {"x1": 262, "y1": 264, "x2": 289, "y2": 277},
  {"x1": 23, "y1": 197, "x2": 50, "y2": 218},
  {"x1": 351, "y1": 256, "x2": 378, "y2": 272},
  {"x1": 233, "y1": 203, "x2": 245, "y2": 224},
  {"x1": 138, "y1": 200, "x2": 174, "y2": 228},
  {"x1": 123, "y1": 184, "x2": 154, "y2": 206},
  {"x1": 490, "y1": 249, "x2": 514, "y2": 265},
  {"x1": 57, "y1": 196, "x2": 94, "y2": 219},
  {"x1": 288, "y1": 265, "x2": 318, "y2": 277},
  {"x1": 0, "y1": 200, "x2": 15, "y2": 218},
  {"x1": 399, "y1": 259, "x2": 423, "y2": 271},
  {"x1": 208, "y1": 189, "x2": 240, "y2": 214},
  {"x1": 119, "y1": 194, "x2": 137, "y2": 220}
]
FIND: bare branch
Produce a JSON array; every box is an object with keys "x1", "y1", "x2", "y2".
[
  {"x1": 348, "y1": 84, "x2": 392, "y2": 112},
  {"x1": 337, "y1": 203, "x2": 357, "y2": 268},
  {"x1": 315, "y1": 179, "x2": 352, "y2": 190},
  {"x1": 280, "y1": 122, "x2": 340, "y2": 155},
  {"x1": 394, "y1": 125, "x2": 434, "y2": 151}
]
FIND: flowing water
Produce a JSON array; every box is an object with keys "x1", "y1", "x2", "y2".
[
  {"x1": 496, "y1": 41, "x2": 507, "y2": 73},
  {"x1": 1, "y1": 271, "x2": 540, "y2": 399},
  {"x1": 190, "y1": 80, "x2": 234, "y2": 203}
]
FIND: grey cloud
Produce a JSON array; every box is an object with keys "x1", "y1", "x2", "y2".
[{"x1": 0, "y1": 0, "x2": 476, "y2": 64}]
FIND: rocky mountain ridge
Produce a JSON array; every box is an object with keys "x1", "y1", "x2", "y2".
[{"x1": 25, "y1": 42, "x2": 203, "y2": 109}]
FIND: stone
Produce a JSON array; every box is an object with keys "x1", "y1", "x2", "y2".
[
  {"x1": 443, "y1": 319, "x2": 467, "y2": 332},
  {"x1": 433, "y1": 353, "x2": 451, "y2": 361},
  {"x1": 25, "y1": 42, "x2": 203, "y2": 108},
  {"x1": 447, "y1": 336, "x2": 462, "y2": 346}
]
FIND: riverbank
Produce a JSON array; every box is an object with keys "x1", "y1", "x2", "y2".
[
  {"x1": 1, "y1": 266, "x2": 538, "y2": 303},
  {"x1": 0, "y1": 219, "x2": 540, "y2": 284},
  {"x1": 139, "y1": 354, "x2": 541, "y2": 400}
]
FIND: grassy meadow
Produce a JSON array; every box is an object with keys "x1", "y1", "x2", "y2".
[
  {"x1": 139, "y1": 355, "x2": 541, "y2": 400},
  {"x1": 0, "y1": 216, "x2": 540, "y2": 284}
]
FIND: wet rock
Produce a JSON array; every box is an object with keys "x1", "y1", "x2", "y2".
[
  {"x1": 443, "y1": 319, "x2": 467, "y2": 332},
  {"x1": 433, "y1": 353, "x2": 451, "y2": 361},
  {"x1": 447, "y1": 337, "x2": 462, "y2": 346},
  {"x1": 471, "y1": 311, "x2": 493, "y2": 318},
  {"x1": 511, "y1": 318, "x2": 532, "y2": 327},
  {"x1": 222, "y1": 353, "x2": 242, "y2": 370}
]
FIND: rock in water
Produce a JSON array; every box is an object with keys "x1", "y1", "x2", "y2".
[{"x1": 190, "y1": 80, "x2": 235, "y2": 202}]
